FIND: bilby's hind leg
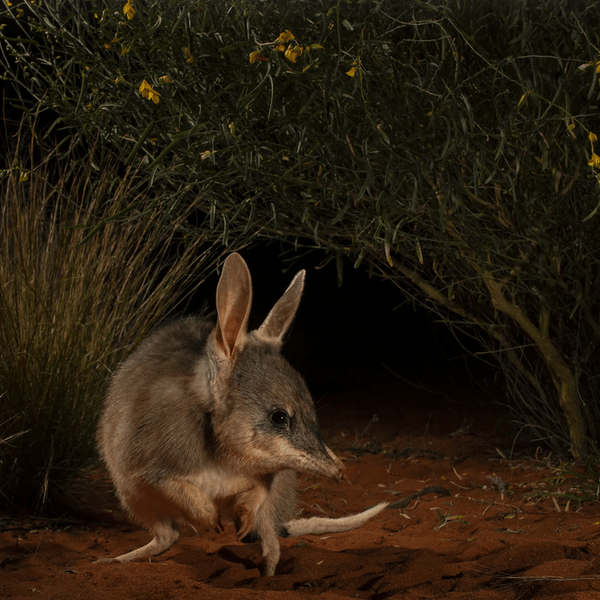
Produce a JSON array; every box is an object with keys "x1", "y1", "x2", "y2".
[
  {"x1": 253, "y1": 501, "x2": 282, "y2": 576},
  {"x1": 250, "y1": 470, "x2": 296, "y2": 575},
  {"x1": 97, "y1": 478, "x2": 221, "y2": 564},
  {"x1": 95, "y1": 521, "x2": 180, "y2": 563},
  {"x1": 259, "y1": 527, "x2": 280, "y2": 577}
]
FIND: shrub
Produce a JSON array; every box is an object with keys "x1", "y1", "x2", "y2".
[{"x1": 2, "y1": 0, "x2": 600, "y2": 460}]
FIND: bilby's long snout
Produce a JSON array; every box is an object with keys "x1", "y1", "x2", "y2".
[
  {"x1": 299, "y1": 440, "x2": 344, "y2": 481},
  {"x1": 284, "y1": 429, "x2": 345, "y2": 480}
]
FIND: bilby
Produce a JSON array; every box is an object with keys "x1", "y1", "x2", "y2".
[{"x1": 96, "y1": 253, "x2": 387, "y2": 576}]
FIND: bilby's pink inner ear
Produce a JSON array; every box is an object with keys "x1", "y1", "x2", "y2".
[
  {"x1": 215, "y1": 253, "x2": 253, "y2": 358},
  {"x1": 257, "y1": 270, "x2": 305, "y2": 344}
]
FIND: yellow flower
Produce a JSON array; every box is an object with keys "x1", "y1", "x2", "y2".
[
  {"x1": 589, "y1": 132, "x2": 598, "y2": 143},
  {"x1": 275, "y1": 30, "x2": 295, "y2": 43},
  {"x1": 275, "y1": 44, "x2": 286, "y2": 52},
  {"x1": 346, "y1": 60, "x2": 358, "y2": 77},
  {"x1": 284, "y1": 45, "x2": 303, "y2": 63},
  {"x1": 589, "y1": 153, "x2": 600, "y2": 167},
  {"x1": 249, "y1": 51, "x2": 268, "y2": 63},
  {"x1": 185, "y1": 47, "x2": 195, "y2": 64},
  {"x1": 16, "y1": 7, "x2": 24, "y2": 17},
  {"x1": 158, "y1": 75, "x2": 172, "y2": 83},
  {"x1": 123, "y1": 1, "x2": 135, "y2": 20},
  {"x1": 147, "y1": 89, "x2": 160, "y2": 104},
  {"x1": 139, "y1": 79, "x2": 160, "y2": 104}
]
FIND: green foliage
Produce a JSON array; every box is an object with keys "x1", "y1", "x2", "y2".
[
  {"x1": 0, "y1": 141, "x2": 221, "y2": 511},
  {"x1": 2, "y1": 0, "x2": 600, "y2": 459}
]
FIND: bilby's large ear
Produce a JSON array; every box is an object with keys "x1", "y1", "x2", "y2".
[
  {"x1": 256, "y1": 270, "x2": 305, "y2": 344},
  {"x1": 214, "y1": 253, "x2": 252, "y2": 358}
]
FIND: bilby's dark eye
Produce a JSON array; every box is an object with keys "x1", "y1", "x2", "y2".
[{"x1": 270, "y1": 410, "x2": 290, "y2": 428}]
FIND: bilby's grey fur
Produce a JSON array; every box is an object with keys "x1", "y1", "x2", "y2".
[{"x1": 97, "y1": 253, "x2": 387, "y2": 576}]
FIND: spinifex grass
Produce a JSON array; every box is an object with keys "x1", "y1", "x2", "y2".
[{"x1": 0, "y1": 144, "x2": 220, "y2": 513}]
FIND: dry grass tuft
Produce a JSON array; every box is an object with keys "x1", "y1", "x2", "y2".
[{"x1": 0, "y1": 142, "x2": 220, "y2": 512}]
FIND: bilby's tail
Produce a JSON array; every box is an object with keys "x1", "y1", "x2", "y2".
[{"x1": 285, "y1": 502, "x2": 388, "y2": 537}]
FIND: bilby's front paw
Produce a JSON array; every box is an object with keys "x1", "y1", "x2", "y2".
[
  {"x1": 234, "y1": 506, "x2": 255, "y2": 541},
  {"x1": 214, "y1": 515, "x2": 224, "y2": 534},
  {"x1": 203, "y1": 503, "x2": 224, "y2": 534}
]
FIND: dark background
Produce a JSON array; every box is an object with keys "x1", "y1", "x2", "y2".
[{"x1": 188, "y1": 245, "x2": 481, "y2": 395}]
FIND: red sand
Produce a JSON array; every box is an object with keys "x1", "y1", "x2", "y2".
[{"x1": 3, "y1": 372, "x2": 600, "y2": 599}]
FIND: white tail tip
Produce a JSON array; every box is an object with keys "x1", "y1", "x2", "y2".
[{"x1": 286, "y1": 502, "x2": 388, "y2": 537}]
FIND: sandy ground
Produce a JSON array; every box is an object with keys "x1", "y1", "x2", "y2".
[{"x1": 2, "y1": 371, "x2": 600, "y2": 599}]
